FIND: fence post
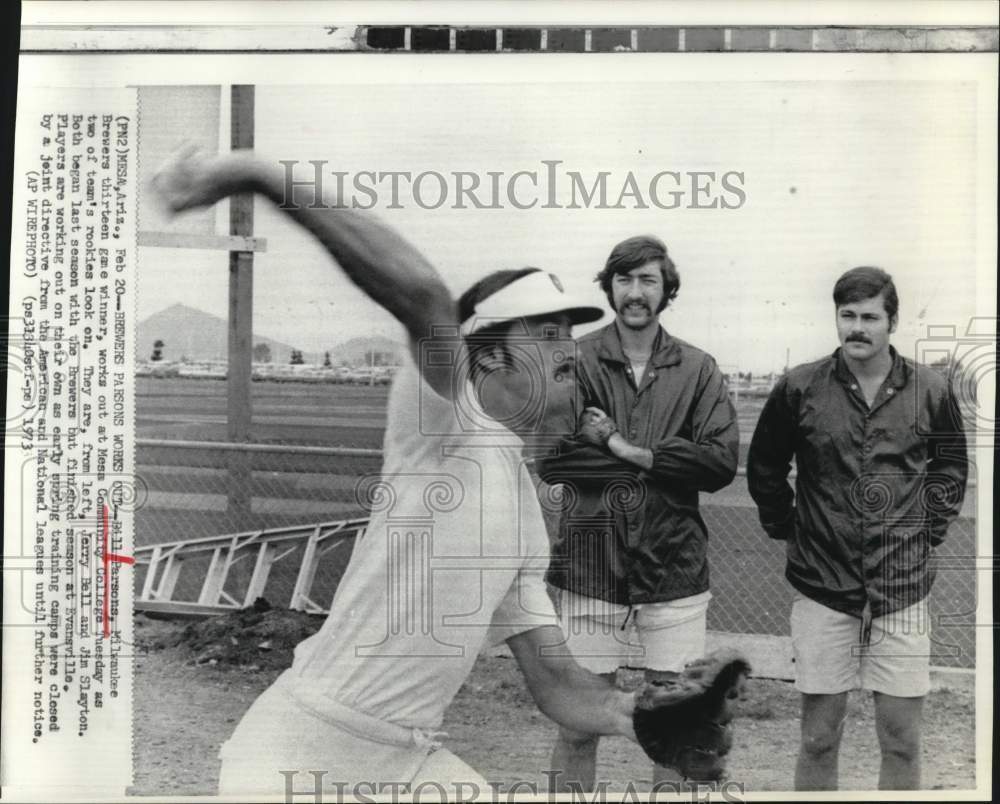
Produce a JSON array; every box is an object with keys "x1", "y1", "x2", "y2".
[{"x1": 226, "y1": 83, "x2": 255, "y2": 529}]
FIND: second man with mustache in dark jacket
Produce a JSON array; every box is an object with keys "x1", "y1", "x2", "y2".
[{"x1": 540, "y1": 235, "x2": 739, "y2": 791}]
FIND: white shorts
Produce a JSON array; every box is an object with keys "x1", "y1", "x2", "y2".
[
  {"x1": 217, "y1": 670, "x2": 486, "y2": 796},
  {"x1": 791, "y1": 594, "x2": 932, "y2": 698},
  {"x1": 556, "y1": 589, "x2": 711, "y2": 674}
]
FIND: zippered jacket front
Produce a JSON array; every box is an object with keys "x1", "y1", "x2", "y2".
[{"x1": 747, "y1": 347, "x2": 968, "y2": 618}]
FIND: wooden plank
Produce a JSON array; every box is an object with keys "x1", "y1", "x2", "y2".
[
  {"x1": 139, "y1": 545, "x2": 162, "y2": 600},
  {"x1": 290, "y1": 527, "x2": 321, "y2": 611},
  {"x1": 243, "y1": 543, "x2": 275, "y2": 606},
  {"x1": 154, "y1": 554, "x2": 184, "y2": 601},
  {"x1": 138, "y1": 230, "x2": 267, "y2": 252},
  {"x1": 197, "y1": 546, "x2": 229, "y2": 606},
  {"x1": 132, "y1": 517, "x2": 370, "y2": 555},
  {"x1": 135, "y1": 599, "x2": 240, "y2": 619},
  {"x1": 219, "y1": 590, "x2": 241, "y2": 607},
  {"x1": 319, "y1": 538, "x2": 349, "y2": 557},
  {"x1": 225, "y1": 537, "x2": 260, "y2": 606}
]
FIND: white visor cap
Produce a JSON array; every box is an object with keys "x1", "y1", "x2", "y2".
[{"x1": 460, "y1": 270, "x2": 604, "y2": 336}]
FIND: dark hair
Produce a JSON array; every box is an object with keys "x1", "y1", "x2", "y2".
[
  {"x1": 594, "y1": 235, "x2": 679, "y2": 313},
  {"x1": 833, "y1": 266, "x2": 898, "y2": 319}
]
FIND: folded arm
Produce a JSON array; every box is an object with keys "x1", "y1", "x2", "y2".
[
  {"x1": 599, "y1": 360, "x2": 739, "y2": 491},
  {"x1": 533, "y1": 439, "x2": 639, "y2": 480}
]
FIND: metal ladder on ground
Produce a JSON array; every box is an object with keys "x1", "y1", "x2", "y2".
[{"x1": 135, "y1": 517, "x2": 369, "y2": 617}]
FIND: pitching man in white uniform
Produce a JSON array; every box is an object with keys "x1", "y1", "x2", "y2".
[{"x1": 153, "y1": 148, "x2": 645, "y2": 795}]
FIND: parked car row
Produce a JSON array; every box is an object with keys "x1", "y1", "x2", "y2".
[{"x1": 137, "y1": 361, "x2": 398, "y2": 384}]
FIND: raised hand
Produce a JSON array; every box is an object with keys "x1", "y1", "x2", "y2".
[{"x1": 151, "y1": 144, "x2": 259, "y2": 214}]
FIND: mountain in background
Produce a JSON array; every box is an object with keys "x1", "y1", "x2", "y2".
[
  {"x1": 138, "y1": 304, "x2": 311, "y2": 365},
  {"x1": 138, "y1": 304, "x2": 403, "y2": 366}
]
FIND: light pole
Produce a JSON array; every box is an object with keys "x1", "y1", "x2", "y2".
[{"x1": 763, "y1": 299, "x2": 787, "y2": 382}]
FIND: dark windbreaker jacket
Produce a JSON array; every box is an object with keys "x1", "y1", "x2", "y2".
[
  {"x1": 540, "y1": 323, "x2": 739, "y2": 605},
  {"x1": 747, "y1": 347, "x2": 968, "y2": 619}
]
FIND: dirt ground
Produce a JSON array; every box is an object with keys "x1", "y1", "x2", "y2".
[{"x1": 130, "y1": 610, "x2": 978, "y2": 797}]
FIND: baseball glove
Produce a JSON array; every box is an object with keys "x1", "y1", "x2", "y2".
[{"x1": 632, "y1": 650, "x2": 751, "y2": 781}]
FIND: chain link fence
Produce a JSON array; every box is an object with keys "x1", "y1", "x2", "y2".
[
  {"x1": 135, "y1": 440, "x2": 382, "y2": 611},
  {"x1": 701, "y1": 476, "x2": 978, "y2": 669},
  {"x1": 135, "y1": 377, "x2": 979, "y2": 669}
]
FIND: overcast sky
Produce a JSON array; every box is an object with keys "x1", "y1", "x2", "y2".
[{"x1": 134, "y1": 75, "x2": 985, "y2": 374}]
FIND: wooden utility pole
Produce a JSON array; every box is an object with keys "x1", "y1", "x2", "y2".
[{"x1": 227, "y1": 85, "x2": 255, "y2": 522}]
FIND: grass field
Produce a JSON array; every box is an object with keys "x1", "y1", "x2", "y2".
[{"x1": 135, "y1": 376, "x2": 979, "y2": 667}]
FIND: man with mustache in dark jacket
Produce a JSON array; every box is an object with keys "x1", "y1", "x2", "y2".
[
  {"x1": 748, "y1": 266, "x2": 968, "y2": 791},
  {"x1": 541, "y1": 235, "x2": 740, "y2": 791}
]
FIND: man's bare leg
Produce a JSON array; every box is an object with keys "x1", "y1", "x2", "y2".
[
  {"x1": 549, "y1": 671, "x2": 616, "y2": 792},
  {"x1": 795, "y1": 692, "x2": 848, "y2": 790},
  {"x1": 550, "y1": 727, "x2": 600, "y2": 792},
  {"x1": 874, "y1": 692, "x2": 923, "y2": 790}
]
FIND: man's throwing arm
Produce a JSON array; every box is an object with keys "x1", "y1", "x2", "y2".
[
  {"x1": 506, "y1": 626, "x2": 637, "y2": 740},
  {"x1": 152, "y1": 148, "x2": 459, "y2": 398}
]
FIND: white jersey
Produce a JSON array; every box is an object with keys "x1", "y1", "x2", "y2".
[{"x1": 283, "y1": 357, "x2": 557, "y2": 729}]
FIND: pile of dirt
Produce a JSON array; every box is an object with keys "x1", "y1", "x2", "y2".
[{"x1": 136, "y1": 601, "x2": 326, "y2": 670}]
